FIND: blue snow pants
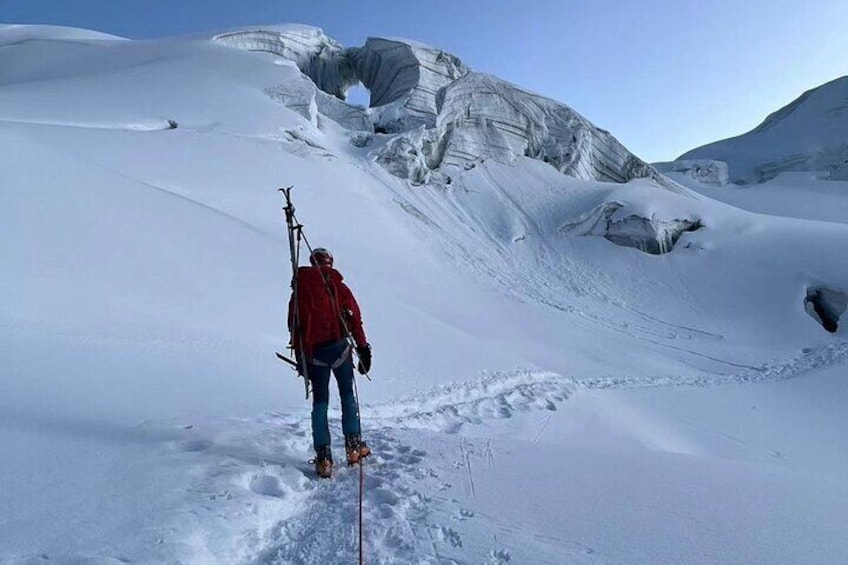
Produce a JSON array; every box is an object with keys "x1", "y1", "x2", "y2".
[{"x1": 308, "y1": 339, "x2": 361, "y2": 451}]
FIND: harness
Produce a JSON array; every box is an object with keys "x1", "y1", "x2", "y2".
[{"x1": 310, "y1": 342, "x2": 352, "y2": 369}]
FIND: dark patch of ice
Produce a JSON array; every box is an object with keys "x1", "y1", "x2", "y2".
[{"x1": 804, "y1": 287, "x2": 846, "y2": 333}]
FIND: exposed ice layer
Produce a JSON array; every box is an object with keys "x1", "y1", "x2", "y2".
[
  {"x1": 264, "y1": 79, "x2": 319, "y2": 125},
  {"x1": 263, "y1": 65, "x2": 371, "y2": 130},
  {"x1": 375, "y1": 126, "x2": 449, "y2": 187},
  {"x1": 349, "y1": 131, "x2": 374, "y2": 148},
  {"x1": 805, "y1": 287, "x2": 846, "y2": 333},
  {"x1": 215, "y1": 28, "x2": 682, "y2": 188},
  {"x1": 654, "y1": 159, "x2": 729, "y2": 187},
  {"x1": 214, "y1": 28, "x2": 357, "y2": 99},
  {"x1": 315, "y1": 90, "x2": 371, "y2": 131},
  {"x1": 679, "y1": 76, "x2": 848, "y2": 183},
  {"x1": 214, "y1": 30, "x2": 467, "y2": 132},
  {"x1": 607, "y1": 215, "x2": 702, "y2": 255},
  {"x1": 560, "y1": 201, "x2": 702, "y2": 255},
  {"x1": 435, "y1": 73, "x2": 676, "y2": 188},
  {"x1": 348, "y1": 38, "x2": 468, "y2": 131}
]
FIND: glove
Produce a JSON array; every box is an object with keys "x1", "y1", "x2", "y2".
[{"x1": 356, "y1": 344, "x2": 372, "y2": 375}]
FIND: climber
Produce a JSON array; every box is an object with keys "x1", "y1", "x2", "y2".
[{"x1": 288, "y1": 247, "x2": 373, "y2": 478}]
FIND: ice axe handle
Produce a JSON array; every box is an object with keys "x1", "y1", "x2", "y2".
[{"x1": 275, "y1": 351, "x2": 298, "y2": 367}]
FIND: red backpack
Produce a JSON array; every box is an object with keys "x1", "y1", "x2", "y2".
[{"x1": 290, "y1": 266, "x2": 346, "y2": 356}]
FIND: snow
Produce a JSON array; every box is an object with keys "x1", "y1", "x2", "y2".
[
  {"x1": 662, "y1": 170, "x2": 848, "y2": 225},
  {"x1": 214, "y1": 28, "x2": 673, "y2": 189},
  {"x1": 0, "y1": 23, "x2": 126, "y2": 43},
  {"x1": 2, "y1": 23, "x2": 848, "y2": 564},
  {"x1": 677, "y1": 75, "x2": 848, "y2": 184}
]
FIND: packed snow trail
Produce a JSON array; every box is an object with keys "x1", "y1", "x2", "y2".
[
  {"x1": 209, "y1": 370, "x2": 599, "y2": 565},
  {"x1": 5, "y1": 352, "x2": 846, "y2": 564},
  {"x1": 253, "y1": 426, "x2": 602, "y2": 565},
  {"x1": 176, "y1": 355, "x2": 848, "y2": 565}
]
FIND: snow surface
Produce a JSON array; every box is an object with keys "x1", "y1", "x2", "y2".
[
  {"x1": 2, "y1": 24, "x2": 848, "y2": 564},
  {"x1": 678, "y1": 75, "x2": 848, "y2": 184},
  {"x1": 662, "y1": 170, "x2": 848, "y2": 225}
]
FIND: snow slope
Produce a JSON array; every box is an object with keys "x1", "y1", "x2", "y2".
[
  {"x1": 2, "y1": 24, "x2": 847, "y2": 564},
  {"x1": 676, "y1": 75, "x2": 848, "y2": 184}
]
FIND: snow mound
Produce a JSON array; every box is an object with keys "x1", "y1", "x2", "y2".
[
  {"x1": 368, "y1": 370, "x2": 570, "y2": 431},
  {"x1": 560, "y1": 200, "x2": 703, "y2": 254},
  {"x1": 0, "y1": 24, "x2": 126, "y2": 44},
  {"x1": 678, "y1": 76, "x2": 848, "y2": 183}
]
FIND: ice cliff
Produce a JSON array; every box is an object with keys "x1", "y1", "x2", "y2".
[
  {"x1": 214, "y1": 26, "x2": 356, "y2": 99},
  {"x1": 348, "y1": 37, "x2": 469, "y2": 132},
  {"x1": 213, "y1": 27, "x2": 676, "y2": 190},
  {"x1": 433, "y1": 73, "x2": 670, "y2": 185}
]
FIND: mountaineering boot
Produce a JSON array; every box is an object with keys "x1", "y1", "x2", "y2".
[
  {"x1": 313, "y1": 445, "x2": 333, "y2": 478},
  {"x1": 345, "y1": 434, "x2": 371, "y2": 465}
]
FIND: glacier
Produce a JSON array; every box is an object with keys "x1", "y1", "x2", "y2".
[
  {"x1": 2, "y1": 23, "x2": 848, "y2": 565},
  {"x1": 213, "y1": 27, "x2": 677, "y2": 191}
]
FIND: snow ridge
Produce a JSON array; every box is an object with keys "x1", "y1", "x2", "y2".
[{"x1": 678, "y1": 75, "x2": 848, "y2": 183}]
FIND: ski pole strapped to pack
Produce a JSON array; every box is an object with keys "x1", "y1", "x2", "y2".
[{"x1": 278, "y1": 186, "x2": 311, "y2": 398}]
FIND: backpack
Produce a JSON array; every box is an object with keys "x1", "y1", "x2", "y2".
[{"x1": 291, "y1": 266, "x2": 345, "y2": 355}]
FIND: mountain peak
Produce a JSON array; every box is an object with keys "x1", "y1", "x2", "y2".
[{"x1": 678, "y1": 75, "x2": 848, "y2": 183}]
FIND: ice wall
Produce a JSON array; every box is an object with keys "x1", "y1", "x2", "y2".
[
  {"x1": 214, "y1": 26, "x2": 357, "y2": 99},
  {"x1": 434, "y1": 73, "x2": 669, "y2": 186},
  {"x1": 348, "y1": 38, "x2": 469, "y2": 131},
  {"x1": 214, "y1": 27, "x2": 676, "y2": 189}
]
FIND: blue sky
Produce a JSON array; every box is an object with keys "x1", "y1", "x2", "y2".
[{"x1": 3, "y1": 0, "x2": 846, "y2": 162}]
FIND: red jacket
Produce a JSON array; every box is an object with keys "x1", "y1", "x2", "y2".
[{"x1": 288, "y1": 266, "x2": 367, "y2": 359}]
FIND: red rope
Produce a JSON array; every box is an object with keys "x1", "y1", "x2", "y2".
[{"x1": 359, "y1": 459, "x2": 364, "y2": 565}]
